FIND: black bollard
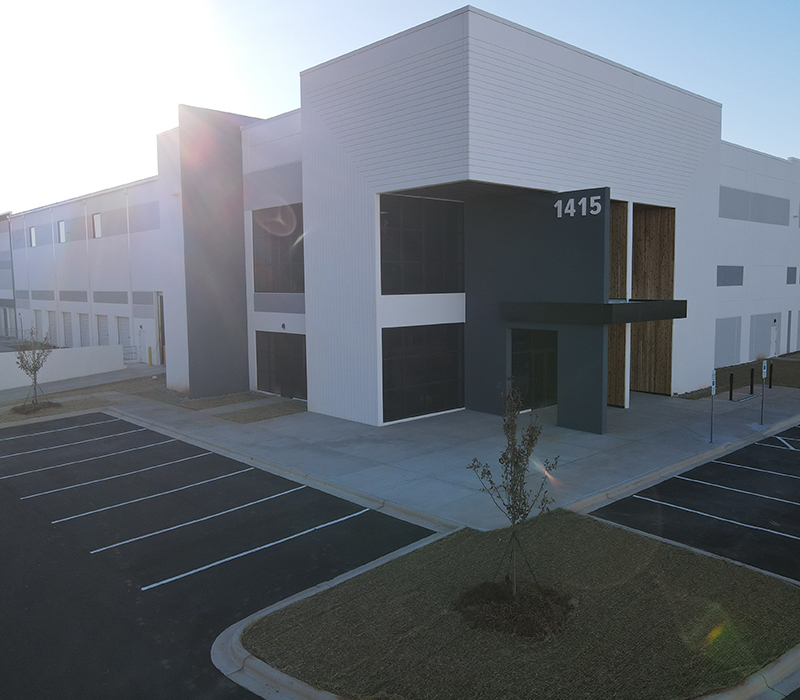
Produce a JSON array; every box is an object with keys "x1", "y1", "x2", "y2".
[
  {"x1": 750, "y1": 367, "x2": 755, "y2": 395},
  {"x1": 769, "y1": 362, "x2": 773, "y2": 389},
  {"x1": 729, "y1": 372, "x2": 734, "y2": 401}
]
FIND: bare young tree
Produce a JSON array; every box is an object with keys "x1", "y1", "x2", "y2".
[
  {"x1": 468, "y1": 382, "x2": 557, "y2": 599},
  {"x1": 16, "y1": 328, "x2": 53, "y2": 407}
]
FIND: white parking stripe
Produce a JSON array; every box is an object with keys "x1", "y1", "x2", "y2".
[
  {"x1": 141, "y1": 508, "x2": 370, "y2": 591},
  {"x1": 632, "y1": 495, "x2": 800, "y2": 541},
  {"x1": 21, "y1": 452, "x2": 214, "y2": 500},
  {"x1": 777, "y1": 436, "x2": 796, "y2": 450},
  {"x1": 675, "y1": 475, "x2": 800, "y2": 507},
  {"x1": 755, "y1": 441, "x2": 791, "y2": 451},
  {"x1": 52, "y1": 468, "x2": 253, "y2": 524},
  {"x1": 712, "y1": 459, "x2": 800, "y2": 481},
  {"x1": 0, "y1": 428, "x2": 146, "y2": 460},
  {"x1": 0, "y1": 439, "x2": 176, "y2": 480},
  {"x1": 91, "y1": 485, "x2": 307, "y2": 553},
  {"x1": 0, "y1": 418, "x2": 120, "y2": 443}
]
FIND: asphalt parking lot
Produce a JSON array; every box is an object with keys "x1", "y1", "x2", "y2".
[
  {"x1": 593, "y1": 426, "x2": 800, "y2": 584},
  {"x1": 0, "y1": 412, "x2": 435, "y2": 700}
]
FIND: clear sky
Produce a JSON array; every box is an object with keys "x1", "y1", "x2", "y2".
[{"x1": 2, "y1": 0, "x2": 798, "y2": 214}]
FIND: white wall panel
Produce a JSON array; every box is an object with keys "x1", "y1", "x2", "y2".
[{"x1": 466, "y1": 11, "x2": 721, "y2": 206}]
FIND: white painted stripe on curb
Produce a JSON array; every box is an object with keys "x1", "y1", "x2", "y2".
[
  {"x1": 141, "y1": 508, "x2": 370, "y2": 591},
  {"x1": 0, "y1": 417, "x2": 120, "y2": 442},
  {"x1": 91, "y1": 485, "x2": 307, "y2": 553},
  {"x1": 51, "y1": 462, "x2": 241, "y2": 523},
  {"x1": 632, "y1": 495, "x2": 800, "y2": 542}
]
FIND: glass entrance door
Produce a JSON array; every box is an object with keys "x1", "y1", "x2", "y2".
[{"x1": 511, "y1": 329, "x2": 558, "y2": 409}]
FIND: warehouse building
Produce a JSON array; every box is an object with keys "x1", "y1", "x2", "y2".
[{"x1": 2, "y1": 7, "x2": 798, "y2": 434}]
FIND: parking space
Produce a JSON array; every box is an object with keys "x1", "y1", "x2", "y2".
[
  {"x1": 593, "y1": 426, "x2": 800, "y2": 583},
  {"x1": 0, "y1": 412, "x2": 435, "y2": 699}
]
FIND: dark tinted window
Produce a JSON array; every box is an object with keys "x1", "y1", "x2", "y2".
[
  {"x1": 382, "y1": 323, "x2": 464, "y2": 422},
  {"x1": 255, "y1": 331, "x2": 307, "y2": 399},
  {"x1": 380, "y1": 194, "x2": 464, "y2": 295},
  {"x1": 253, "y1": 204, "x2": 304, "y2": 293}
]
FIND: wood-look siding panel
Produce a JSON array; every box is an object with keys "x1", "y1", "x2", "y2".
[
  {"x1": 631, "y1": 319, "x2": 673, "y2": 395},
  {"x1": 609, "y1": 200, "x2": 628, "y2": 299},
  {"x1": 632, "y1": 205, "x2": 675, "y2": 300},
  {"x1": 607, "y1": 322, "x2": 626, "y2": 406}
]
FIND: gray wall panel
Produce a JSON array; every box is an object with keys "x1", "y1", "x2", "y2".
[
  {"x1": 101, "y1": 208, "x2": 128, "y2": 237},
  {"x1": 16, "y1": 299, "x2": 29, "y2": 309},
  {"x1": 788, "y1": 267, "x2": 797, "y2": 285},
  {"x1": 180, "y1": 105, "x2": 260, "y2": 397},
  {"x1": 244, "y1": 162, "x2": 303, "y2": 212},
  {"x1": 716, "y1": 265, "x2": 744, "y2": 286},
  {"x1": 15, "y1": 290, "x2": 29, "y2": 299},
  {"x1": 129, "y1": 202, "x2": 160, "y2": 233},
  {"x1": 253, "y1": 293, "x2": 305, "y2": 314},
  {"x1": 93, "y1": 291, "x2": 128, "y2": 304},
  {"x1": 31, "y1": 290, "x2": 55, "y2": 301},
  {"x1": 720, "y1": 186, "x2": 790, "y2": 226},
  {"x1": 751, "y1": 192, "x2": 790, "y2": 226},
  {"x1": 714, "y1": 317, "x2": 741, "y2": 367},
  {"x1": 60, "y1": 290, "x2": 88, "y2": 302},
  {"x1": 132, "y1": 291, "x2": 154, "y2": 305},
  {"x1": 133, "y1": 304, "x2": 154, "y2": 319},
  {"x1": 0, "y1": 270, "x2": 12, "y2": 289}
]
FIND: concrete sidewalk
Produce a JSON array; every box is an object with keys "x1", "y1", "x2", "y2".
[{"x1": 5, "y1": 371, "x2": 794, "y2": 531}]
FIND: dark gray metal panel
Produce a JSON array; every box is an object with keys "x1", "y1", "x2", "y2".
[
  {"x1": 253, "y1": 293, "x2": 305, "y2": 314},
  {"x1": 60, "y1": 290, "x2": 88, "y2": 302},
  {"x1": 15, "y1": 290, "x2": 29, "y2": 299},
  {"x1": 719, "y1": 186, "x2": 790, "y2": 226},
  {"x1": 179, "y1": 105, "x2": 261, "y2": 398},
  {"x1": 31, "y1": 290, "x2": 55, "y2": 301},
  {"x1": 463, "y1": 184, "x2": 610, "y2": 433},
  {"x1": 0, "y1": 299, "x2": 15, "y2": 308},
  {"x1": 133, "y1": 304, "x2": 154, "y2": 319},
  {"x1": 719, "y1": 186, "x2": 750, "y2": 221},
  {"x1": 132, "y1": 291, "x2": 154, "y2": 305},
  {"x1": 716, "y1": 265, "x2": 744, "y2": 286},
  {"x1": 500, "y1": 300, "x2": 687, "y2": 325},
  {"x1": 788, "y1": 267, "x2": 797, "y2": 285},
  {"x1": 751, "y1": 192, "x2": 790, "y2": 226},
  {"x1": 244, "y1": 162, "x2": 302, "y2": 211},
  {"x1": 93, "y1": 291, "x2": 128, "y2": 304},
  {"x1": 558, "y1": 325, "x2": 607, "y2": 434}
]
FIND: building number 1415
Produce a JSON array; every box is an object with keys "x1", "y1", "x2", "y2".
[{"x1": 554, "y1": 196, "x2": 602, "y2": 218}]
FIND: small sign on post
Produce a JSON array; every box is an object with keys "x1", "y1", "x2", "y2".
[{"x1": 761, "y1": 360, "x2": 767, "y2": 424}]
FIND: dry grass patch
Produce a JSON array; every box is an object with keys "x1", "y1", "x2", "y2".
[
  {"x1": 0, "y1": 397, "x2": 115, "y2": 424},
  {"x1": 243, "y1": 510, "x2": 800, "y2": 700}
]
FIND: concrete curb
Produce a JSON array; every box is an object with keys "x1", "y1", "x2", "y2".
[
  {"x1": 565, "y1": 411, "x2": 800, "y2": 514},
  {"x1": 210, "y1": 531, "x2": 450, "y2": 699},
  {"x1": 697, "y1": 643, "x2": 800, "y2": 699},
  {"x1": 103, "y1": 403, "x2": 461, "y2": 535}
]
